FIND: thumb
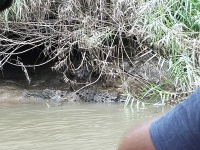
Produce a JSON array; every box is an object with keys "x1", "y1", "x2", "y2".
[{"x1": 0, "y1": 0, "x2": 13, "y2": 12}]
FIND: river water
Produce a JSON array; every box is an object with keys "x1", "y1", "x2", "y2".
[{"x1": 0, "y1": 84, "x2": 171, "y2": 150}]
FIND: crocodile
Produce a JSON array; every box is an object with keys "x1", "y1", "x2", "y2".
[
  {"x1": 23, "y1": 88, "x2": 121, "y2": 106},
  {"x1": 75, "y1": 90, "x2": 120, "y2": 102},
  {"x1": 23, "y1": 89, "x2": 70, "y2": 106}
]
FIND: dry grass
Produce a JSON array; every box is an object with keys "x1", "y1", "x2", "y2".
[{"x1": 0, "y1": 0, "x2": 200, "y2": 105}]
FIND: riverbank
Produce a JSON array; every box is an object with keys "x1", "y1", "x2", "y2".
[
  {"x1": 0, "y1": 54, "x2": 169, "y2": 107},
  {"x1": 0, "y1": 0, "x2": 199, "y2": 105}
]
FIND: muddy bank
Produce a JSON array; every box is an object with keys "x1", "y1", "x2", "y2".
[{"x1": 0, "y1": 55, "x2": 169, "y2": 106}]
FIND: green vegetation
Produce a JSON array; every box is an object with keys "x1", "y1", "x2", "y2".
[
  {"x1": 0, "y1": 0, "x2": 200, "y2": 106},
  {"x1": 132, "y1": 0, "x2": 200, "y2": 105}
]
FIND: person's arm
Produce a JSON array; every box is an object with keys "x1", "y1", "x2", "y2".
[
  {"x1": 117, "y1": 121, "x2": 156, "y2": 150},
  {"x1": 118, "y1": 87, "x2": 200, "y2": 150}
]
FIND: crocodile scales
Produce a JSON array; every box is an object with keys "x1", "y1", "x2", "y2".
[{"x1": 24, "y1": 89, "x2": 120, "y2": 106}]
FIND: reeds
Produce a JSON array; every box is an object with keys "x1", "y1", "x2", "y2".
[
  {"x1": 0, "y1": 0, "x2": 199, "y2": 105},
  {"x1": 130, "y1": 0, "x2": 200, "y2": 105}
]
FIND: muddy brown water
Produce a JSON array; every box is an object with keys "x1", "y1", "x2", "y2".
[{"x1": 0, "y1": 83, "x2": 172, "y2": 150}]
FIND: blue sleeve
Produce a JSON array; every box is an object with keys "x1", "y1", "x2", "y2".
[{"x1": 150, "y1": 87, "x2": 200, "y2": 150}]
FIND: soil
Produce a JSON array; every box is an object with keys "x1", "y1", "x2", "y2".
[{"x1": 0, "y1": 56, "x2": 168, "y2": 106}]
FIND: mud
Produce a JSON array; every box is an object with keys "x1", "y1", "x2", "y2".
[{"x1": 0, "y1": 56, "x2": 168, "y2": 106}]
